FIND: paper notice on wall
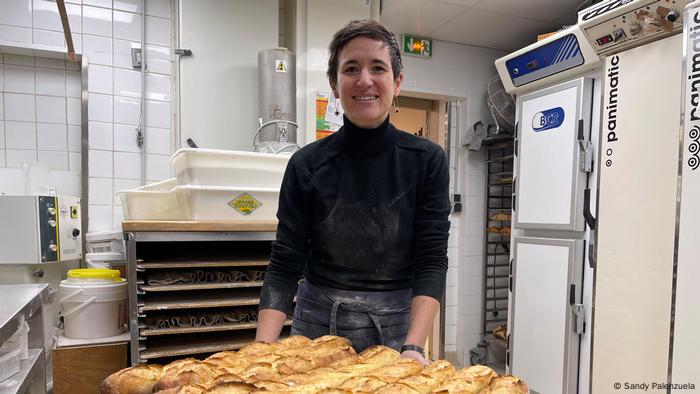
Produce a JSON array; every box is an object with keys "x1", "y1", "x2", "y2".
[
  {"x1": 324, "y1": 92, "x2": 344, "y2": 126},
  {"x1": 316, "y1": 92, "x2": 341, "y2": 140}
]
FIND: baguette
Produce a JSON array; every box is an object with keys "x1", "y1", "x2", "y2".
[{"x1": 100, "y1": 364, "x2": 164, "y2": 394}]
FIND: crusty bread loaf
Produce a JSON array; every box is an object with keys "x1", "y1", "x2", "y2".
[
  {"x1": 431, "y1": 365, "x2": 497, "y2": 394},
  {"x1": 395, "y1": 360, "x2": 455, "y2": 393},
  {"x1": 421, "y1": 360, "x2": 456, "y2": 382},
  {"x1": 272, "y1": 356, "x2": 315, "y2": 375},
  {"x1": 274, "y1": 335, "x2": 313, "y2": 351},
  {"x1": 358, "y1": 345, "x2": 400, "y2": 365},
  {"x1": 283, "y1": 371, "x2": 353, "y2": 392},
  {"x1": 238, "y1": 362, "x2": 284, "y2": 383},
  {"x1": 299, "y1": 336, "x2": 356, "y2": 368},
  {"x1": 251, "y1": 380, "x2": 291, "y2": 391},
  {"x1": 481, "y1": 375, "x2": 529, "y2": 394},
  {"x1": 367, "y1": 358, "x2": 423, "y2": 383},
  {"x1": 454, "y1": 365, "x2": 498, "y2": 381},
  {"x1": 380, "y1": 381, "x2": 423, "y2": 393},
  {"x1": 101, "y1": 336, "x2": 527, "y2": 394},
  {"x1": 154, "y1": 361, "x2": 220, "y2": 392},
  {"x1": 201, "y1": 381, "x2": 257, "y2": 393},
  {"x1": 334, "y1": 362, "x2": 382, "y2": 376},
  {"x1": 431, "y1": 379, "x2": 483, "y2": 394},
  {"x1": 205, "y1": 373, "x2": 246, "y2": 386},
  {"x1": 100, "y1": 364, "x2": 164, "y2": 394},
  {"x1": 336, "y1": 375, "x2": 387, "y2": 392},
  {"x1": 236, "y1": 342, "x2": 274, "y2": 358},
  {"x1": 154, "y1": 383, "x2": 206, "y2": 394},
  {"x1": 163, "y1": 358, "x2": 201, "y2": 374}
]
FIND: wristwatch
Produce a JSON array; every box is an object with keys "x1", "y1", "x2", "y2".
[{"x1": 400, "y1": 344, "x2": 425, "y2": 356}]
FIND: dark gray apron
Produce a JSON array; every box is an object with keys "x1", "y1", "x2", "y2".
[{"x1": 291, "y1": 280, "x2": 411, "y2": 353}]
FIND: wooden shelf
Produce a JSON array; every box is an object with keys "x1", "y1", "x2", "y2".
[
  {"x1": 123, "y1": 220, "x2": 277, "y2": 232},
  {"x1": 137, "y1": 258, "x2": 269, "y2": 269},
  {"x1": 140, "y1": 320, "x2": 292, "y2": 337},
  {"x1": 139, "y1": 281, "x2": 263, "y2": 292},
  {"x1": 140, "y1": 336, "x2": 254, "y2": 360},
  {"x1": 139, "y1": 291, "x2": 262, "y2": 312}
]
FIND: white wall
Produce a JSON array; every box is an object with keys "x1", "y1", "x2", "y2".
[
  {"x1": 0, "y1": 54, "x2": 82, "y2": 198},
  {"x1": 399, "y1": 37, "x2": 505, "y2": 359},
  {"x1": 178, "y1": 0, "x2": 278, "y2": 151},
  {"x1": 296, "y1": 0, "x2": 371, "y2": 146},
  {"x1": 0, "y1": 0, "x2": 175, "y2": 232}
]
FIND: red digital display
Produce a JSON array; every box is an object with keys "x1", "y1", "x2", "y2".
[{"x1": 596, "y1": 35, "x2": 613, "y2": 45}]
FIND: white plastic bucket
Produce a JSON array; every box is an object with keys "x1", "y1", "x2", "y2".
[
  {"x1": 86, "y1": 230, "x2": 125, "y2": 254},
  {"x1": 59, "y1": 271, "x2": 128, "y2": 339},
  {"x1": 85, "y1": 252, "x2": 126, "y2": 267}
]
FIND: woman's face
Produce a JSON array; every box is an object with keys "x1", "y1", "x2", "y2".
[{"x1": 331, "y1": 37, "x2": 403, "y2": 129}]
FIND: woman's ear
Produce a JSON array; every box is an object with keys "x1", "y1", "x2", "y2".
[
  {"x1": 393, "y1": 71, "x2": 404, "y2": 96},
  {"x1": 330, "y1": 79, "x2": 339, "y2": 99}
]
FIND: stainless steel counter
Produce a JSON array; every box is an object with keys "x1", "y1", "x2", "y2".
[
  {"x1": 0, "y1": 285, "x2": 49, "y2": 347},
  {"x1": 0, "y1": 284, "x2": 48, "y2": 393}
]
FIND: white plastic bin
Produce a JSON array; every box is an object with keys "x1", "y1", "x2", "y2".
[
  {"x1": 174, "y1": 185, "x2": 280, "y2": 221},
  {"x1": 86, "y1": 230, "x2": 124, "y2": 254},
  {"x1": 117, "y1": 178, "x2": 183, "y2": 221},
  {"x1": 85, "y1": 252, "x2": 126, "y2": 268},
  {"x1": 59, "y1": 269, "x2": 128, "y2": 339},
  {"x1": 0, "y1": 348, "x2": 20, "y2": 382},
  {"x1": 170, "y1": 148, "x2": 290, "y2": 188}
]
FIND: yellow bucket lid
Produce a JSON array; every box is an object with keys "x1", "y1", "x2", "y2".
[{"x1": 67, "y1": 268, "x2": 122, "y2": 281}]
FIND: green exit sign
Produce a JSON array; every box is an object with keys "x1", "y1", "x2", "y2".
[{"x1": 402, "y1": 35, "x2": 432, "y2": 58}]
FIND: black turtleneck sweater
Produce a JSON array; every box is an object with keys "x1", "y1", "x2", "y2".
[{"x1": 259, "y1": 116, "x2": 451, "y2": 314}]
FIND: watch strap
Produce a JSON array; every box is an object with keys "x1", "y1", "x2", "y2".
[{"x1": 400, "y1": 344, "x2": 425, "y2": 355}]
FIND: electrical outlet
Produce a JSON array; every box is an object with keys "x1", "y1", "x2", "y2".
[{"x1": 131, "y1": 47, "x2": 142, "y2": 69}]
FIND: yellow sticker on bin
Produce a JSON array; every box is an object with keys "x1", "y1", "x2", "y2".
[{"x1": 228, "y1": 193, "x2": 262, "y2": 215}]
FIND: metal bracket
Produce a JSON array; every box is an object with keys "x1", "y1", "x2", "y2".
[
  {"x1": 577, "y1": 118, "x2": 594, "y2": 172},
  {"x1": 573, "y1": 304, "x2": 585, "y2": 334},
  {"x1": 174, "y1": 48, "x2": 193, "y2": 56},
  {"x1": 580, "y1": 140, "x2": 594, "y2": 172}
]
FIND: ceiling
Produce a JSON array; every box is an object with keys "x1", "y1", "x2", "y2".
[{"x1": 380, "y1": 0, "x2": 586, "y2": 52}]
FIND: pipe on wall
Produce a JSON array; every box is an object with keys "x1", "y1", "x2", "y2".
[{"x1": 139, "y1": 0, "x2": 147, "y2": 185}]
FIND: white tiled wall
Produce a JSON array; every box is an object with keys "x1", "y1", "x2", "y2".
[
  {"x1": 399, "y1": 37, "x2": 505, "y2": 359},
  {"x1": 0, "y1": 55, "x2": 80, "y2": 175},
  {"x1": 0, "y1": 0, "x2": 174, "y2": 232}
]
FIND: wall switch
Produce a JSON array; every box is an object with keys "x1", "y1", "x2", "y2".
[{"x1": 131, "y1": 48, "x2": 142, "y2": 69}]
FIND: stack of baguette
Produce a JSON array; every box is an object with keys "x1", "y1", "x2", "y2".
[{"x1": 101, "y1": 335, "x2": 528, "y2": 393}]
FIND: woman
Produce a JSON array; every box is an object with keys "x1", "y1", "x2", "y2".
[{"x1": 255, "y1": 20, "x2": 450, "y2": 366}]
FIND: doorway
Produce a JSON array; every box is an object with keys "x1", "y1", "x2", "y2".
[{"x1": 392, "y1": 96, "x2": 447, "y2": 149}]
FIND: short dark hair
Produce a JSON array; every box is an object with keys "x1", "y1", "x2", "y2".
[{"x1": 327, "y1": 19, "x2": 403, "y2": 86}]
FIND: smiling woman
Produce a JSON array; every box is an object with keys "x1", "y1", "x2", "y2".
[
  {"x1": 331, "y1": 37, "x2": 403, "y2": 129},
  {"x1": 256, "y1": 20, "x2": 451, "y2": 367}
]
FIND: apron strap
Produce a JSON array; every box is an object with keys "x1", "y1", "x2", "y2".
[
  {"x1": 330, "y1": 300, "x2": 343, "y2": 336},
  {"x1": 367, "y1": 312, "x2": 385, "y2": 345},
  {"x1": 329, "y1": 301, "x2": 386, "y2": 345}
]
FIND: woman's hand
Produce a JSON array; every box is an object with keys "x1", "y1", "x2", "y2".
[{"x1": 401, "y1": 349, "x2": 429, "y2": 366}]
